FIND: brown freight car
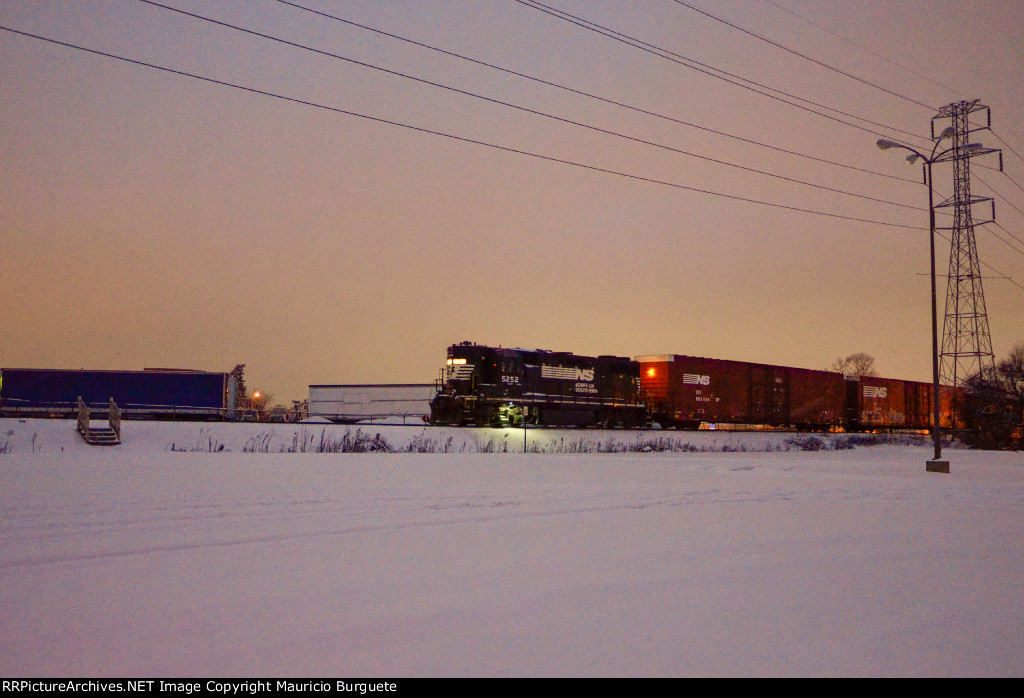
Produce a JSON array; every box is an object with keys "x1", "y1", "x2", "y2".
[
  {"x1": 637, "y1": 354, "x2": 847, "y2": 430},
  {"x1": 637, "y1": 354, "x2": 949, "y2": 432},
  {"x1": 853, "y1": 376, "x2": 961, "y2": 430},
  {"x1": 854, "y1": 375, "x2": 931, "y2": 430}
]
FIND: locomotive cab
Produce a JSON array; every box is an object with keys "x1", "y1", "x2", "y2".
[{"x1": 430, "y1": 342, "x2": 528, "y2": 426}]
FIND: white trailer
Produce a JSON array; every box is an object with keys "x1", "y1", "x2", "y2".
[{"x1": 307, "y1": 384, "x2": 435, "y2": 424}]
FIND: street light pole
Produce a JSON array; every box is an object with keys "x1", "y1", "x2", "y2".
[
  {"x1": 877, "y1": 131, "x2": 959, "y2": 472},
  {"x1": 925, "y1": 159, "x2": 945, "y2": 470}
]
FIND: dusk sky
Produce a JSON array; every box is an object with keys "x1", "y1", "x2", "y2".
[{"x1": 2, "y1": 0, "x2": 1022, "y2": 404}]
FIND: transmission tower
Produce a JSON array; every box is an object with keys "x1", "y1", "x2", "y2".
[{"x1": 932, "y1": 100, "x2": 1002, "y2": 389}]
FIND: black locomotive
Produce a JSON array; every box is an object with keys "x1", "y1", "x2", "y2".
[{"x1": 429, "y1": 341, "x2": 648, "y2": 428}]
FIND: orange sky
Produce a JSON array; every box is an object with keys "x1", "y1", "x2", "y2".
[{"x1": 2, "y1": 0, "x2": 1022, "y2": 403}]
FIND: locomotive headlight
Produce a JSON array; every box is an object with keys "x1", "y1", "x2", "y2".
[{"x1": 446, "y1": 358, "x2": 467, "y2": 366}]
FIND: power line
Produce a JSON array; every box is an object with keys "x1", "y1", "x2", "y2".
[
  {"x1": 671, "y1": 0, "x2": 936, "y2": 110},
  {"x1": 973, "y1": 163, "x2": 1024, "y2": 201},
  {"x1": 514, "y1": 0, "x2": 929, "y2": 143},
  {"x1": 273, "y1": 0, "x2": 921, "y2": 185},
  {"x1": 974, "y1": 173, "x2": 1024, "y2": 222},
  {"x1": 987, "y1": 221, "x2": 1024, "y2": 259},
  {"x1": 0, "y1": 24, "x2": 928, "y2": 231},
  {"x1": 7, "y1": 18, "x2": 1021, "y2": 296},
  {"x1": 991, "y1": 128, "x2": 1024, "y2": 168},
  {"x1": 132, "y1": 0, "x2": 922, "y2": 211},
  {"x1": 761, "y1": 0, "x2": 963, "y2": 99},
  {"x1": 998, "y1": 170, "x2": 1024, "y2": 197},
  {"x1": 971, "y1": 167, "x2": 1024, "y2": 275},
  {"x1": 983, "y1": 158, "x2": 1024, "y2": 197},
  {"x1": 930, "y1": 227, "x2": 1024, "y2": 294}
]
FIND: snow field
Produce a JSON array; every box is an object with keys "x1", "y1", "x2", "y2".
[{"x1": 1, "y1": 419, "x2": 1022, "y2": 676}]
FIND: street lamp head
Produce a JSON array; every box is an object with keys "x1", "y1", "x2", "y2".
[
  {"x1": 877, "y1": 139, "x2": 902, "y2": 150},
  {"x1": 906, "y1": 153, "x2": 920, "y2": 164},
  {"x1": 963, "y1": 143, "x2": 984, "y2": 153},
  {"x1": 938, "y1": 126, "x2": 956, "y2": 140}
]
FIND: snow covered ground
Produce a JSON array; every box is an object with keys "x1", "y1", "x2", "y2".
[{"x1": 1, "y1": 418, "x2": 1023, "y2": 677}]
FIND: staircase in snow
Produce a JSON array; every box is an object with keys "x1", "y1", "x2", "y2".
[{"x1": 77, "y1": 397, "x2": 122, "y2": 446}]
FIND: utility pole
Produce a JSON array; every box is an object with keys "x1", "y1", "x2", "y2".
[
  {"x1": 877, "y1": 101, "x2": 1002, "y2": 471},
  {"x1": 932, "y1": 101, "x2": 1002, "y2": 406}
]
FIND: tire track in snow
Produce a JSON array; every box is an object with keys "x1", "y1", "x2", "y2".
[{"x1": 0, "y1": 484, "x2": 879, "y2": 569}]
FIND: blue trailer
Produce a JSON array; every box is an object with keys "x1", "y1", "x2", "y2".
[{"x1": 0, "y1": 368, "x2": 237, "y2": 420}]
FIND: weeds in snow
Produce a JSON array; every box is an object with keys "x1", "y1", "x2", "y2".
[
  {"x1": 280, "y1": 428, "x2": 393, "y2": 453},
  {"x1": 242, "y1": 432, "x2": 272, "y2": 453},
  {"x1": 403, "y1": 431, "x2": 468, "y2": 453},
  {"x1": 784, "y1": 433, "x2": 952, "y2": 451},
  {"x1": 159, "y1": 425, "x2": 947, "y2": 456},
  {"x1": 170, "y1": 429, "x2": 226, "y2": 452}
]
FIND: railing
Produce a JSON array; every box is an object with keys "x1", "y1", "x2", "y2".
[
  {"x1": 109, "y1": 397, "x2": 121, "y2": 441},
  {"x1": 0, "y1": 399, "x2": 226, "y2": 420},
  {"x1": 75, "y1": 396, "x2": 122, "y2": 444},
  {"x1": 77, "y1": 396, "x2": 90, "y2": 439}
]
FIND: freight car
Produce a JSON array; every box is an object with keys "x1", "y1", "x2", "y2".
[
  {"x1": 0, "y1": 368, "x2": 237, "y2": 420},
  {"x1": 429, "y1": 342, "x2": 647, "y2": 427},
  {"x1": 636, "y1": 354, "x2": 953, "y2": 431},
  {"x1": 308, "y1": 383, "x2": 434, "y2": 424}
]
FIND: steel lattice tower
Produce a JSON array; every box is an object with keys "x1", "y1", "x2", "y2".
[{"x1": 933, "y1": 100, "x2": 998, "y2": 388}]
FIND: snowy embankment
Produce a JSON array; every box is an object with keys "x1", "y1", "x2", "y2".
[
  {"x1": 0, "y1": 417, "x2": 952, "y2": 455},
  {"x1": 1, "y1": 418, "x2": 1023, "y2": 677}
]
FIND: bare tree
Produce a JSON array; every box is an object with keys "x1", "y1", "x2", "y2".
[
  {"x1": 962, "y1": 341, "x2": 1024, "y2": 449},
  {"x1": 251, "y1": 391, "x2": 274, "y2": 422},
  {"x1": 829, "y1": 353, "x2": 878, "y2": 377},
  {"x1": 1000, "y1": 342, "x2": 1024, "y2": 402}
]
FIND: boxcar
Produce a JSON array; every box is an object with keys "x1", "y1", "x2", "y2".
[
  {"x1": 0, "y1": 368, "x2": 236, "y2": 420},
  {"x1": 636, "y1": 354, "x2": 956, "y2": 432},
  {"x1": 854, "y1": 375, "x2": 932, "y2": 430},
  {"x1": 637, "y1": 354, "x2": 847, "y2": 430},
  {"x1": 308, "y1": 384, "x2": 434, "y2": 424}
]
